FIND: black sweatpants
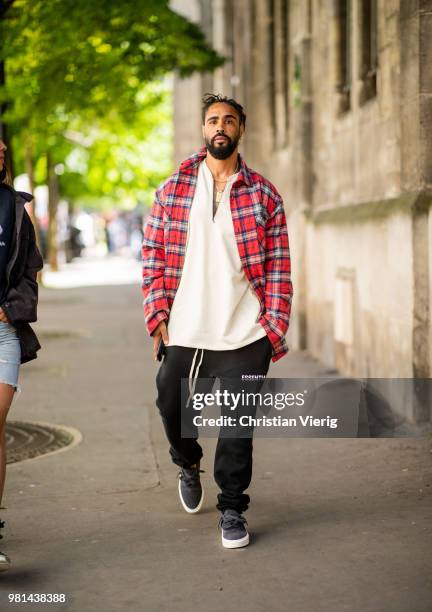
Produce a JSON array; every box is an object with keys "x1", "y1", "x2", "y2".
[{"x1": 155, "y1": 335, "x2": 272, "y2": 513}]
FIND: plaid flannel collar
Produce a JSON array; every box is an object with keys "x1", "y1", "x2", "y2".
[{"x1": 179, "y1": 146, "x2": 252, "y2": 187}]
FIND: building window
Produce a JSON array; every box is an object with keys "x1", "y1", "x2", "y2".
[
  {"x1": 335, "y1": 0, "x2": 352, "y2": 115},
  {"x1": 269, "y1": 0, "x2": 290, "y2": 148},
  {"x1": 359, "y1": 0, "x2": 378, "y2": 104}
]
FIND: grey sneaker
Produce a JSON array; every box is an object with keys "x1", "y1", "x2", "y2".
[
  {"x1": 0, "y1": 520, "x2": 10, "y2": 572},
  {"x1": 177, "y1": 466, "x2": 204, "y2": 514},
  {"x1": 219, "y1": 509, "x2": 249, "y2": 548}
]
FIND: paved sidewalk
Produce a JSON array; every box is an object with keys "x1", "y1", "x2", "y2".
[{"x1": 1, "y1": 260, "x2": 431, "y2": 611}]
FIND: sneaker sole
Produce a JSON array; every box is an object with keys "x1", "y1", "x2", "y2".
[
  {"x1": 178, "y1": 479, "x2": 204, "y2": 514},
  {"x1": 0, "y1": 560, "x2": 11, "y2": 572},
  {"x1": 221, "y1": 533, "x2": 250, "y2": 549}
]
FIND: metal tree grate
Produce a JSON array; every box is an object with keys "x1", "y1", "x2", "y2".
[{"x1": 6, "y1": 421, "x2": 78, "y2": 464}]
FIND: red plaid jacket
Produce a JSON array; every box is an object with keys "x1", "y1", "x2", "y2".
[{"x1": 142, "y1": 146, "x2": 293, "y2": 362}]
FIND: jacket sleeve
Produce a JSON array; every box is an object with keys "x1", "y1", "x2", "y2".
[
  {"x1": 2, "y1": 210, "x2": 43, "y2": 324},
  {"x1": 259, "y1": 195, "x2": 293, "y2": 347},
  {"x1": 141, "y1": 190, "x2": 169, "y2": 336}
]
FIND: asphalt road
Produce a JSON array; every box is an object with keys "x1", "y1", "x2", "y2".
[{"x1": 0, "y1": 256, "x2": 431, "y2": 612}]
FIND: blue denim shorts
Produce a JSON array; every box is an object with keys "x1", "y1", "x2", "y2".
[{"x1": 0, "y1": 321, "x2": 21, "y2": 391}]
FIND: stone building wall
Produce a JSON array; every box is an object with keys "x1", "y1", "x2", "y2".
[
  {"x1": 171, "y1": 0, "x2": 432, "y2": 423},
  {"x1": 170, "y1": 0, "x2": 204, "y2": 163}
]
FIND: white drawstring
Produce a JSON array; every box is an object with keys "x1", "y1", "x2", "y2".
[
  {"x1": 186, "y1": 348, "x2": 204, "y2": 407},
  {"x1": 188, "y1": 348, "x2": 199, "y2": 396}
]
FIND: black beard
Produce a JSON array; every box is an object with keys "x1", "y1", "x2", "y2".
[{"x1": 205, "y1": 133, "x2": 240, "y2": 160}]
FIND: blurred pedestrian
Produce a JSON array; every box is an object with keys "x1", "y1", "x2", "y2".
[
  {"x1": 107, "y1": 212, "x2": 128, "y2": 253},
  {"x1": 0, "y1": 139, "x2": 43, "y2": 571},
  {"x1": 130, "y1": 214, "x2": 144, "y2": 261}
]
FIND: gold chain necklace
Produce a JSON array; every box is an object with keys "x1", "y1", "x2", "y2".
[
  {"x1": 212, "y1": 160, "x2": 240, "y2": 219},
  {"x1": 212, "y1": 160, "x2": 240, "y2": 194}
]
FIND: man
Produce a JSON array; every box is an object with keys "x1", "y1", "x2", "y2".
[{"x1": 142, "y1": 93, "x2": 293, "y2": 548}]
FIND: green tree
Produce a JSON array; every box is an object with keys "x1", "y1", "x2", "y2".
[
  {"x1": 0, "y1": 0, "x2": 223, "y2": 268},
  {"x1": 56, "y1": 81, "x2": 173, "y2": 211}
]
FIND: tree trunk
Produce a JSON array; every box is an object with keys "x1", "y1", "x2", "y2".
[
  {"x1": 25, "y1": 137, "x2": 42, "y2": 242},
  {"x1": 25, "y1": 137, "x2": 44, "y2": 283},
  {"x1": 0, "y1": 59, "x2": 14, "y2": 179},
  {"x1": 47, "y1": 152, "x2": 59, "y2": 271},
  {"x1": 0, "y1": 2, "x2": 16, "y2": 172}
]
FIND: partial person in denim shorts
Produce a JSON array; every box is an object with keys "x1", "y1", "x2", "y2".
[{"x1": 0, "y1": 139, "x2": 43, "y2": 571}]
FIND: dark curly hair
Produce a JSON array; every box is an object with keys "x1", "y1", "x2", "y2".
[
  {"x1": 0, "y1": 164, "x2": 12, "y2": 186},
  {"x1": 201, "y1": 93, "x2": 246, "y2": 127}
]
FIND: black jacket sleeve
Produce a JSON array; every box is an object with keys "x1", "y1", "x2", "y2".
[{"x1": 1, "y1": 210, "x2": 43, "y2": 324}]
